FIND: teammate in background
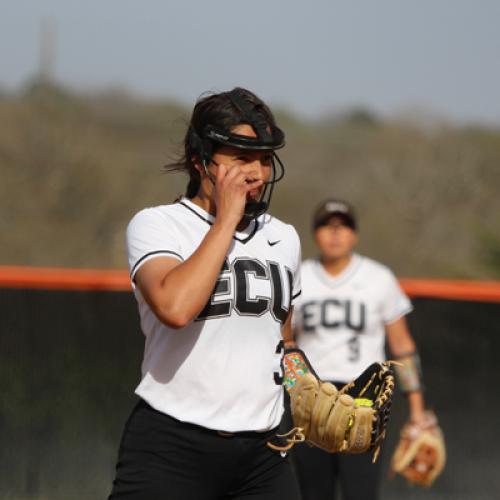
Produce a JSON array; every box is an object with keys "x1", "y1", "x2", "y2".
[
  {"x1": 108, "y1": 88, "x2": 302, "y2": 500},
  {"x1": 288, "y1": 199, "x2": 427, "y2": 500}
]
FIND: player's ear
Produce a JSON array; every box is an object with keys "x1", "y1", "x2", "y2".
[{"x1": 192, "y1": 156, "x2": 204, "y2": 174}]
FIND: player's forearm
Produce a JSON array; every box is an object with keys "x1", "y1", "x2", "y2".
[
  {"x1": 407, "y1": 390, "x2": 426, "y2": 423},
  {"x1": 385, "y1": 318, "x2": 416, "y2": 356},
  {"x1": 152, "y1": 221, "x2": 235, "y2": 327},
  {"x1": 282, "y1": 308, "x2": 297, "y2": 348}
]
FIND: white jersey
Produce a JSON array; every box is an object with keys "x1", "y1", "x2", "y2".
[
  {"x1": 295, "y1": 254, "x2": 412, "y2": 383},
  {"x1": 126, "y1": 197, "x2": 301, "y2": 432}
]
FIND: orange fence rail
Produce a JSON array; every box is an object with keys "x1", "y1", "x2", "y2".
[
  {"x1": 399, "y1": 278, "x2": 500, "y2": 303},
  {"x1": 1, "y1": 266, "x2": 500, "y2": 302},
  {"x1": 0, "y1": 266, "x2": 131, "y2": 291}
]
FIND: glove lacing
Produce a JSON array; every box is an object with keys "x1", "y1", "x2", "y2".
[{"x1": 266, "y1": 427, "x2": 305, "y2": 452}]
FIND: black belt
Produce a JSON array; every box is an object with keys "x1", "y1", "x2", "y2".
[{"x1": 136, "y1": 399, "x2": 276, "y2": 439}]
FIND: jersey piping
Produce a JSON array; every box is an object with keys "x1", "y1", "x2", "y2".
[
  {"x1": 178, "y1": 199, "x2": 259, "y2": 244},
  {"x1": 130, "y1": 250, "x2": 184, "y2": 278}
]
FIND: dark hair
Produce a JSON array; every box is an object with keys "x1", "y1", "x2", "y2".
[{"x1": 165, "y1": 87, "x2": 278, "y2": 198}]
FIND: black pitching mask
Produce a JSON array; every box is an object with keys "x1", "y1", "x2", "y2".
[{"x1": 190, "y1": 91, "x2": 286, "y2": 219}]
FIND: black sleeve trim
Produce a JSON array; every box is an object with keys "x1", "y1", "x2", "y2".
[
  {"x1": 130, "y1": 250, "x2": 184, "y2": 278},
  {"x1": 292, "y1": 290, "x2": 302, "y2": 300}
]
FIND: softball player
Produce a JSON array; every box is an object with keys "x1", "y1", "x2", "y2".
[
  {"x1": 289, "y1": 199, "x2": 427, "y2": 500},
  {"x1": 108, "y1": 88, "x2": 302, "y2": 500}
]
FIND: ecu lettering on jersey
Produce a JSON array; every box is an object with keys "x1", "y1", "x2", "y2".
[
  {"x1": 197, "y1": 258, "x2": 293, "y2": 323},
  {"x1": 301, "y1": 299, "x2": 366, "y2": 332}
]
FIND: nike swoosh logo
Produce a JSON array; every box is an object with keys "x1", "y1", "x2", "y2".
[{"x1": 268, "y1": 240, "x2": 281, "y2": 246}]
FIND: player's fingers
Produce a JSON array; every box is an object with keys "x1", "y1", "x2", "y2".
[
  {"x1": 215, "y1": 163, "x2": 228, "y2": 183},
  {"x1": 216, "y1": 164, "x2": 245, "y2": 193},
  {"x1": 224, "y1": 170, "x2": 248, "y2": 189},
  {"x1": 222, "y1": 164, "x2": 243, "y2": 183},
  {"x1": 243, "y1": 179, "x2": 264, "y2": 192}
]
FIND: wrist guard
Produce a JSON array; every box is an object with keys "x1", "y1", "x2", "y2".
[{"x1": 393, "y1": 351, "x2": 424, "y2": 393}]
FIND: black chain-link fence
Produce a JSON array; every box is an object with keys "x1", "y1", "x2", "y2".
[{"x1": 1, "y1": 288, "x2": 498, "y2": 499}]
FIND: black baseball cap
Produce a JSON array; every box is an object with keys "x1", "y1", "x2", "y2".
[{"x1": 312, "y1": 199, "x2": 357, "y2": 231}]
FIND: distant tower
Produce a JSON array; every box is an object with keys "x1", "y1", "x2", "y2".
[{"x1": 39, "y1": 17, "x2": 56, "y2": 83}]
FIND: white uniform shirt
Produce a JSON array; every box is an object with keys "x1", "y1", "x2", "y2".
[
  {"x1": 126, "y1": 197, "x2": 301, "y2": 432},
  {"x1": 295, "y1": 254, "x2": 412, "y2": 383}
]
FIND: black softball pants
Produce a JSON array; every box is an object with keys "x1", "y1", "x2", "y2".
[
  {"x1": 108, "y1": 400, "x2": 301, "y2": 500},
  {"x1": 291, "y1": 441, "x2": 382, "y2": 500}
]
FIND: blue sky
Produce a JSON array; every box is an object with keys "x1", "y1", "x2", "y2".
[{"x1": 2, "y1": 0, "x2": 500, "y2": 124}]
